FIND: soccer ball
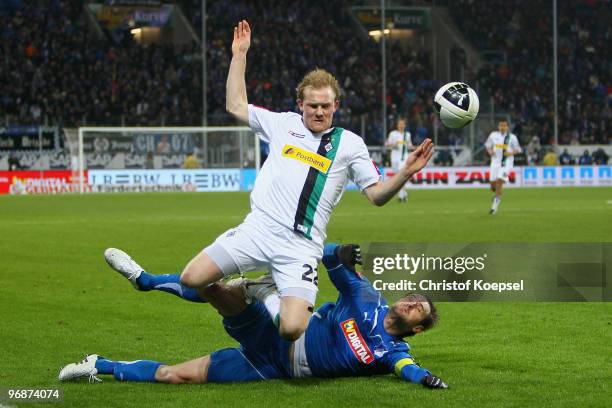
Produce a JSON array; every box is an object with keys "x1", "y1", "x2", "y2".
[{"x1": 433, "y1": 82, "x2": 479, "y2": 128}]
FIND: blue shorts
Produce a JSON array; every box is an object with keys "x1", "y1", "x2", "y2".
[{"x1": 207, "y1": 301, "x2": 293, "y2": 383}]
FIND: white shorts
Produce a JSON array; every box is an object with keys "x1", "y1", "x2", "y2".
[
  {"x1": 203, "y1": 210, "x2": 321, "y2": 305},
  {"x1": 391, "y1": 160, "x2": 404, "y2": 173},
  {"x1": 490, "y1": 166, "x2": 511, "y2": 182}
]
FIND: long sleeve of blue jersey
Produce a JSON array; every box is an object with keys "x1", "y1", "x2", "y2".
[
  {"x1": 382, "y1": 346, "x2": 431, "y2": 384},
  {"x1": 322, "y1": 244, "x2": 370, "y2": 295}
]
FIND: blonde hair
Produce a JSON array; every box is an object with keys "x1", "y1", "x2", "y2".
[{"x1": 296, "y1": 69, "x2": 341, "y2": 101}]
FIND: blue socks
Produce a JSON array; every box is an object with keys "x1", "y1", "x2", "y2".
[
  {"x1": 95, "y1": 358, "x2": 162, "y2": 382},
  {"x1": 94, "y1": 358, "x2": 116, "y2": 374},
  {"x1": 136, "y1": 272, "x2": 205, "y2": 303}
]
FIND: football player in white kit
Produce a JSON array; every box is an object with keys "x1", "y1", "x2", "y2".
[
  {"x1": 484, "y1": 119, "x2": 521, "y2": 214},
  {"x1": 385, "y1": 118, "x2": 414, "y2": 202},
  {"x1": 105, "y1": 20, "x2": 434, "y2": 344}
]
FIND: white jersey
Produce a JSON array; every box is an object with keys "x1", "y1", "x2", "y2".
[
  {"x1": 386, "y1": 130, "x2": 412, "y2": 164},
  {"x1": 485, "y1": 131, "x2": 521, "y2": 168},
  {"x1": 248, "y1": 104, "x2": 380, "y2": 246}
]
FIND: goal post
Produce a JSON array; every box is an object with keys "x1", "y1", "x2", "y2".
[{"x1": 76, "y1": 126, "x2": 259, "y2": 193}]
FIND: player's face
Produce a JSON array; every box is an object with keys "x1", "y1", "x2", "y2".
[
  {"x1": 297, "y1": 86, "x2": 339, "y2": 133},
  {"x1": 397, "y1": 120, "x2": 406, "y2": 132},
  {"x1": 391, "y1": 300, "x2": 431, "y2": 332},
  {"x1": 498, "y1": 121, "x2": 509, "y2": 134}
]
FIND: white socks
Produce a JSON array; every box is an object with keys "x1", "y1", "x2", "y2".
[
  {"x1": 262, "y1": 291, "x2": 281, "y2": 318},
  {"x1": 492, "y1": 195, "x2": 501, "y2": 211}
]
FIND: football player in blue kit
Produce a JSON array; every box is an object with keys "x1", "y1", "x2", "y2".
[{"x1": 59, "y1": 244, "x2": 447, "y2": 389}]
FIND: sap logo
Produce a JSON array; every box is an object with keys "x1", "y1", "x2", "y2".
[
  {"x1": 543, "y1": 168, "x2": 557, "y2": 180},
  {"x1": 580, "y1": 167, "x2": 593, "y2": 179},
  {"x1": 561, "y1": 168, "x2": 575, "y2": 179},
  {"x1": 340, "y1": 319, "x2": 374, "y2": 364},
  {"x1": 288, "y1": 130, "x2": 306, "y2": 138},
  {"x1": 598, "y1": 166, "x2": 611, "y2": 179},
  {"x1": 524, "y1": 167, "x2": 538, "y2": 180}
]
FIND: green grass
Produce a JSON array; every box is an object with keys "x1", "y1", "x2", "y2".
[{"x1": 0, "y1": 188, "x2": 611, "y2": 408}]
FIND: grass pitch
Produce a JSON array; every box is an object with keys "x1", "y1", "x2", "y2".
[{"x1": 0, "y1": 187, "x2": 610, "y2": 407}]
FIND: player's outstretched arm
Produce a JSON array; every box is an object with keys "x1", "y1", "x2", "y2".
[
  {"x1": 363, "y1": 139, "x2": 434, "y2": 206},
  {"x1": 226, "y1": 20, "x2": 251, "y2": 123}
]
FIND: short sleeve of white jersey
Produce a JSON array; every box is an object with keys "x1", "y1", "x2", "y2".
[
  {"x1": 386, "y1": 131, "x2": 400, "y2": 147},
  {"x1": 509, "y1": 135, "x2": 522, "y2": 153},
  {"x1": 248, "y1": 104, "x2": 283, "y2": 144},
  {"x1": 484, "y1": 133, "x2": 494, "y2": 149},
  {"x1": 348, "y1": 137, "x2": 381, "y2": 191}
]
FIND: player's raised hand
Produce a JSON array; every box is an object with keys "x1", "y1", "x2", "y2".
[
  {"x1": 232, "y1": 20, "x2": 251, "y2": 56},
  {"x1": 404, "y1": 138, "x2": 434, "y2": 177}
]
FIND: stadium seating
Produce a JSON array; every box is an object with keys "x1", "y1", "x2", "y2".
[
  {"x1": 449, "y1": 0, "x2": 610, "y2": 145},
  {"x1": 0, "y1": 0, "x2": 607, "y2": 147}
]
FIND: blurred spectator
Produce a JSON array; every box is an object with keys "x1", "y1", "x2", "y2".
[
  {"x1": 578, "y1": 150, "x2": 593, "y2": 165},
  {"x1": 156, "y1": 135, "x2": 171, "y2": 154},
  {"x1": 183, "y1": 152, "x2": 200, "y2": 169},
  {"x1": 558, "y1": 149, "x2": 574, "y2": 165},
  {"x1": 434, "y1": 149, "x2": 454, "y2": 166},
  {"x1": 542, "y1": 148, "x2": 558, "y2": 166},
  {"x1": 8, "y1": 153, "x2": 23, "y2": 170},
  {"x1": 526, "y1": 136, "x2": 541, "y2": 165},
  {"x1": 592, "y1": 148, "x2": 609, "y2": 165},
  {"x1": 145, "y1": 152, "x2": 154, "y2": 169}
]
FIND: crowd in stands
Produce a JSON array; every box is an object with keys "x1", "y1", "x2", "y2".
[
  {"x1": 1, "y1": 0, "x2": 436, "y2": 145},
  {"x1": 0, "y1": 0, "x2": 203, "y2": 127},
  {"x1": 1, "y1": 0, "x2": 608, "y2": 148},
  {"x1": 449, "y1": 0, "x2": 610, "y2": 145}
]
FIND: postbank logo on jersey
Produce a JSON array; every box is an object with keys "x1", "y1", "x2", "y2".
[
  {"x1": 340, "y1": 319, "x2": 374, "y2": 364},
  {"x1": 282, "y1": 144, "x2": 331, "y2": 174}
]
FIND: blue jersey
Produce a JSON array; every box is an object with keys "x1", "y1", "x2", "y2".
[{"x1": 304, "y1": 253, "x2": 431, "y2": 384}]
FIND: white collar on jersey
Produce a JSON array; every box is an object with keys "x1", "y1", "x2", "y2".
[{"x1": 312, "y1": 128, "x2": 335, "y2": 138}]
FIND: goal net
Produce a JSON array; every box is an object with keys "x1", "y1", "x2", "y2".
[{"x1": 77, "y1": 126, "x2": 258, "y2": 193}]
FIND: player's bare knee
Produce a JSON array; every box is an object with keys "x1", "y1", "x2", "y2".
[
  {"x1": 279, "y1": 321, "x2": 306, "y2": 341},
  {"x1": 179, "y1": 268, "x2": 200, "y2": 288}
]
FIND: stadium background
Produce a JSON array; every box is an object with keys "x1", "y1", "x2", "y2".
[{"x1": 0, "y1": 0, "x2": 610, "y2": 407}]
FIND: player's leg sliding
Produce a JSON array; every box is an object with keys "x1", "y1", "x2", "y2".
[
  {"x1": 244, "y1": 276, "x2": 311, "y2": 339},
  {"x1": 244, "y1": 275, "x2": 281, "y2": 323},
  {"x1": 104, "y1": 248, "x2": 205, "y2": 303},
  {"x1": 244, "y1": 243, "x2": 362, "y2": 324},
  {"x1": 58, "y1": 354, "x2": 162, "y2": 383}
]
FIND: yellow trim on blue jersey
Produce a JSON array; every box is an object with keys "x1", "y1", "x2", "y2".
[
  {"x1": 281, "y1": 144, "x2": 332, "y2": 174},
  {"x1": 394, "y1": 358, "x2": 415, "y2": 376}
]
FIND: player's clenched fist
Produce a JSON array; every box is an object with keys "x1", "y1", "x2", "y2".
[{"x1": 232, "y1": 20, "x2": 251, "y2": 56}]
